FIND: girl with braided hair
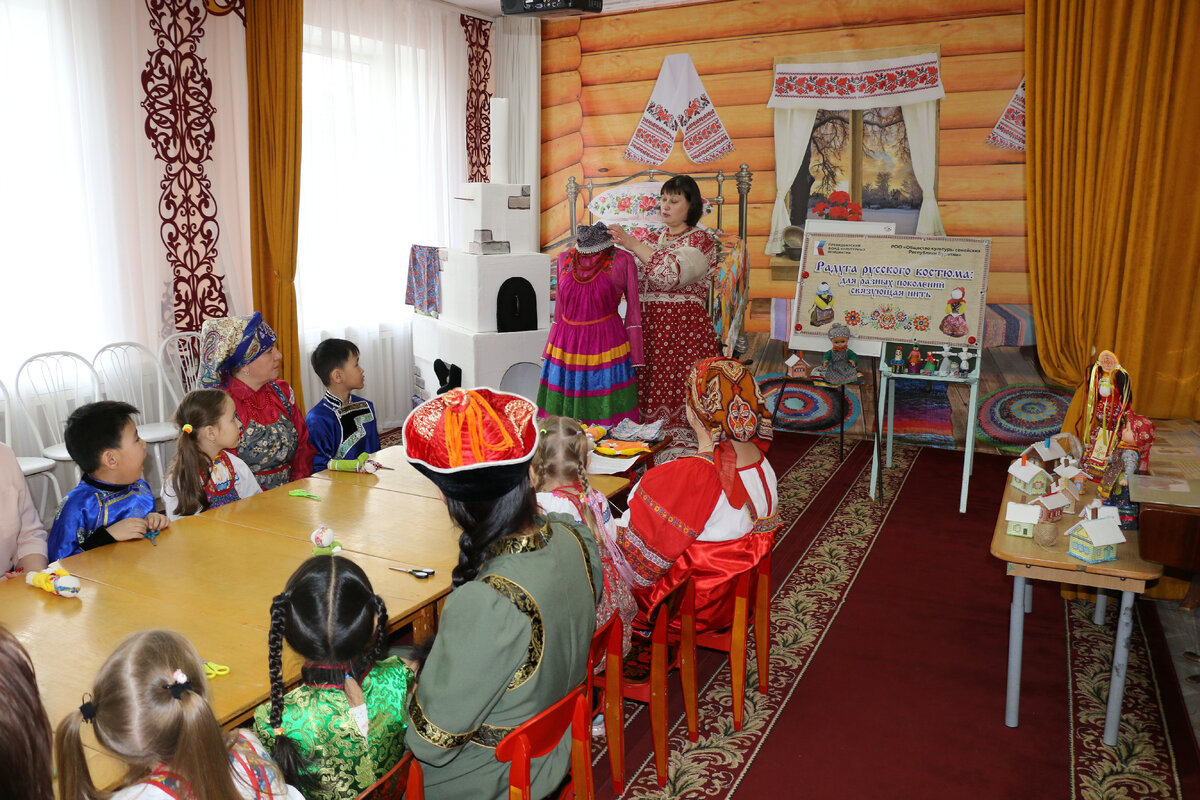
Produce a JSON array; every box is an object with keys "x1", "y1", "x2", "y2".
[
  {"x1": 402, "y1": 388, "x2": 602, "y2": 800},
  {"x1": 251, "y1": 556, "x2": 410, "y2": 800},
  {"x1": 55, "y1": 629, "x2": 300, "y2": 800},
  {"x1": 532, "y1": 415, "x2": 636, "y2": 657}
]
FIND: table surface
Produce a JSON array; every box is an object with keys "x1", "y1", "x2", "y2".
[{"x1": 990, "y1": 480, "x2": 1163, "y2": 583}]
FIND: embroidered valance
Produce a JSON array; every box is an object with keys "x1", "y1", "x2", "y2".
[{"x1": 768, "y1": 52, "x2": 944, "y2": 110}]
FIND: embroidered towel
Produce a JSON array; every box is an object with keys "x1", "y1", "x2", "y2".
[
  {"x1": 624, "y1": 53, "x2": 734, "y2": 166},
  {"x1": 985, "y1": 78, "x2": 1026, "y2": 151},
  {"x1": 404, "y1": 244, "x2": 442, "y2": 316}
]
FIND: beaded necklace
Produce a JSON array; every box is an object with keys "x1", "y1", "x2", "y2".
[{"x1": 569, "y1": 247, "x2": 615, "y2": 285}]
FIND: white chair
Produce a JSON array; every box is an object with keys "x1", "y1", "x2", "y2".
[
  {"x1": 92, "y1": 342, "x2": 179, "y2": 497},
  {"x1": 158, "y1": 331, "x2": 203, "y2": 411},
  {"x1": 15, "y1": 352, "x2": 104, "y2": 479},
  {"x1": 0, "y1": 379, "x2": 62, "y2": 521}
]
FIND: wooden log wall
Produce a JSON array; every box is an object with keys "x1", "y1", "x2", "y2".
[{"x1": 540, "y1": 0, "x2": 1029, "y2": 333}]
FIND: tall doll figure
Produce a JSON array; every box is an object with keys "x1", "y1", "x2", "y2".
[
  {"x1": 939, "y1": 287, "x2": 969, "y2": 338},
  {"x1": 538, "y1": 222, "x2": 643, "y2": 426},
  {"x1": 1079, "y1": 350, "x2": 1133, "y2": 480}
]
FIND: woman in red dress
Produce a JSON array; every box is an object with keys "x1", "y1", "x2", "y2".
[{"x1": 609, "y1": 175, "x2": 719, "y2": 464}]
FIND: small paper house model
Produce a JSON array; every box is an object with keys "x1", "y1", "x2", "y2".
[
  {"x1": 1059, "y1": 478, "x2": 1085, "y2": 514},
  {"x1": 1022, "y1": 436, "x2": 1069, "y2": 469},
  {"x1": 1008, "y1": 460, "x2": 1053, "y2": 497},
  {"x1": 1005, "y1": 501, "x2": 1041, "y2": 538},
  {"x1": 1066, "y1": 516, "x2": 1126, "y2": 564},
  {"x1": 785, "y1": 353, "x2": 812, "y2": 379},
  {"x1": 1034, "y1": 492, "x2": 1070, "y2": 523}
]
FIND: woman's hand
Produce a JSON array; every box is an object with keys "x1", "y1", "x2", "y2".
[{"x1": 607, "y1": 224, "x2": 637, "y2": 250}]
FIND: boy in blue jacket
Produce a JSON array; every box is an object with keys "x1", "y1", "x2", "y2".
[
  {"x1": 47, "y1": 401, "x2": 168, "y2": 561},
  {"x1": 305, "y1": 338, "x2": 381, "y2": 472}
]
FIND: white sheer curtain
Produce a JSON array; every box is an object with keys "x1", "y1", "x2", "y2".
[
  {"x1": 764, "y1": 107, "x2": 818, "y2": 254},
  {"x1": 900, "y1": 101, "x2": 946, "y2": 235},
  {"x1": 0, "y1": 0, "x2": 172, "y2": 385},
  {"x1": 494, "y1": 16, "x2": 541, "y2": 206},
  {"x1": 297, "y1": 0, "x2": 468, "y2": 430}
]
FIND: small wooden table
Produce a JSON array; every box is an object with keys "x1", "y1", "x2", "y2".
[{"x1": 990, "y1": 481, "x2": 1162, "y2": 746}]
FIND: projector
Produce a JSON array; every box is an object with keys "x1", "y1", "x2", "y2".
[{"x1": 500, "y1": 0, "x2": 602, "y2": 16}]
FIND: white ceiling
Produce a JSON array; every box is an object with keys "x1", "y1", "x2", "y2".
[{"x1": 449, "y1": 0, "x2": 699, "y2": 20}]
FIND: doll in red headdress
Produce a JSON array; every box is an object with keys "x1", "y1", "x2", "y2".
[
  {"x1": 939, "y1": 287, "x2": 970, "y2": 338},
  {"x1": 622, "y1": 357, "x2": 777, "y2": 633},
  {"x1": 1080, "y1": 350, "x2": 1133, "y2": 481}
]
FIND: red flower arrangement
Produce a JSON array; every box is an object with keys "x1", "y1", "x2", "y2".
[{"x1": 812, "y1": 190, "x2": 864, "y2": 222}]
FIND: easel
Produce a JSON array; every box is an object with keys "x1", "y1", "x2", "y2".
[{"x1": 869, "y1": 343, "x2": 982, "y2": 512}]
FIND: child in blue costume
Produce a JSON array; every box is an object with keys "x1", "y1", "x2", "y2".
[
  {"x1": 253, "y1": 555, "x2": 411, "y2": 800},
  {"x1": 47, "y1": 401, "x2": 168, "y2": 561},
  {"x1": 305, "y1": 338, "x2": 381, "y2": 472}
]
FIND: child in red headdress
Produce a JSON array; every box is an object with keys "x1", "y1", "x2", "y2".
[{"x1": 619, "y1": 357, "x2": 777, "y2": 633}]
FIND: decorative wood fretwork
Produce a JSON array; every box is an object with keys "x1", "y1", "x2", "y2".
[
  {"x1": 141, "y1": 0, "x2": 231, "y2": 333},
  {"x1": 461, "y1": 14, "x2": 493, "y2": 183}
]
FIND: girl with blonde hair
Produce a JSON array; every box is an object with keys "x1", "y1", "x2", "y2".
[{"x1": 55, "y1": 629, "x2": 301, "y2": 800}]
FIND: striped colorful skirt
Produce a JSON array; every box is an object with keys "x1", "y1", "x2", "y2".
[{"x1": 537, "y1": 310, "x2": 638, "y2": 426}]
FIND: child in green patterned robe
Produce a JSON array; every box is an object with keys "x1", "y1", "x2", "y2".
[{"x1": 252, "y1": 556, "x2": 412, "y2": 800}]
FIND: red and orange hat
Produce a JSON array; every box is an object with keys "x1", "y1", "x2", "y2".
[{"x1": 403, "y1": 388, "x2": 539, "y2": 501}]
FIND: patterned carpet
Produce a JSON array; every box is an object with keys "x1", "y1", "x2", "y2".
[
  {"x1": 976, "y1": 383, "x2": 1075, "y2": 454},
  {"x1": 757, "y1": 373, "x2": 861, "y2": 435},
  {"x1": 592, "y1": 434, "x2": 1199, "y2": 799}
]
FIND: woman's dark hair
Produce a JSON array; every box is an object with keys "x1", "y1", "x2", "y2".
[
  {"x1": 445, "y1": 476, "x2": 538, "y2": 587},
  {"x1": 267, "y1": 556, "x2": 389, "y2": 795},
  {"x1": 661, "y1": 175, "x2": 705, "y2": 227},
  {"x1": 166, "y1": 389, "x2": 230, "y2": 516},
  {"x1": 0, "y1": 626, "x2": 53, "y2": 800}
]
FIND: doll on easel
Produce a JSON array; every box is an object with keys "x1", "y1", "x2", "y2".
[
  {"x1": 810, "y1": 282, "x2": 835, "y2": 327},
  {"x1": 1080, "y1": 349, "x2": 1132, "y2": 481},
  {"x1": 811, "y1": 323, "x2": 861, "y2": 386},
  {"x1": 939, "y1": 287, "x2": 970, "y2": 338}
]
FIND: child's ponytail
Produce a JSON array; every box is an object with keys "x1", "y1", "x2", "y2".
[
  {"x1": 166, "y1": 389, "x2": 229, "y2": 516},
  {"x1": 531, "y1": 415, "x2": 603, "y2": 541},
  {"x1": 267, "y1": 592, "x2": 320, "y2": 796},
  {"x1": 53, "y1": 708, "x2": 98, "y2": 800}
]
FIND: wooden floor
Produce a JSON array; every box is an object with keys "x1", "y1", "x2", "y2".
[{"x1": 743, "y1": 331, "x2": 1056, "y2": 456}]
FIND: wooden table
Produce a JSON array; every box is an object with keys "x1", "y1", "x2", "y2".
[{"x1": 990, "y1": 480, "x2": 1162, "y2": 746}]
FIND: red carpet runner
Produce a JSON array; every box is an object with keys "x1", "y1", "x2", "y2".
[{"x1": 592, "y1": 434, "x2": 1200, "y2": 799}]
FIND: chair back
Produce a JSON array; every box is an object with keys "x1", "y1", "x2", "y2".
[
  {"x1": 0, "y1": 379, "x2": 13, "y2": 446},
  {"x1": 586, "y1": 615, "x2": 622, "y2": 699},
  {"x1": 93, "y1": 342, "x2": 166, "y2": 423},
  {"x1": 647, "y1": 573, "x2": 696, "y2": 647},
  {"x1": 158, "y1": 331, "x2": 202, "y2": 410},
  {"x1": 494, "y1": 685, "x2": 594, "y2": 800},
  {"x1": 15, "y1": 352, "x2": 104, "y2": 452},
  {"x1": 356, "y1": 752, "x2": 424, "y2": 800}
]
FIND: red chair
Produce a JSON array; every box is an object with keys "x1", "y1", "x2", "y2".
[
  {"x1": 696, "y1": 551, "x2": 771, "y2": 731},
  {"x1": 494, "y1": 685, "x2": 594, "y2": 800},
  {"x1": 585, "y1": 615, "x2": 625, "y2": 792},
  {"x1": 356, "y1": 751, "x2": 424, "y2": 799},
  {"x1": 618, "y1": 576, "x2": 698, "y2": 787}
]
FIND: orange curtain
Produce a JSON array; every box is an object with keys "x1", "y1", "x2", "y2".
[
  {"x1": 1027, "y1": 0, "x2": 1200, "y2": 430},
  {"x1": 245, "y1": 0, "x2": 305, "y2": 404}
]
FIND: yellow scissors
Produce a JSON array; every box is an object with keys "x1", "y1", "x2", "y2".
[{"x1": 203, "y1": 660, "x2": 230, "y2": 679}]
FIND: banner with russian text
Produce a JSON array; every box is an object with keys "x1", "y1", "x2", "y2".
[{"x1": 788, "y1": 233, "x2": 990, "y2": 350}]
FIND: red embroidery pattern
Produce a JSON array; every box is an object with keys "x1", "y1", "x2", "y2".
[
  {"x1": 460, "y1": 15, "x2": 492, "y2": 183},
  {"x1": 985, "y1": 78, "x2": 1026, "y2": 152},
  {"x1": 773, "y1": 58, "x2": 941, "y2": 102},
  {"x1": 141, "y1": 0, "x2": 232, "y2": 334}
]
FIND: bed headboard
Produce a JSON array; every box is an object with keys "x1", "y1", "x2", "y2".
[{"x1": 562, "y1": 164, "x2": 753, "y2": 245}]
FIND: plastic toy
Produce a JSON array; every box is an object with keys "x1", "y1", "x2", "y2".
[
  {"x1": 26, "y1": 561, "x2": 81, "y2": 598},
  {"x1": 594, "y1": 439, "x2": 650, "y2": 456},
  {"x1": 311, "y1": 525, "x2": 343, "y2": 556}
]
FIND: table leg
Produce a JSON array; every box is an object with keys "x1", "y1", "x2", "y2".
[
  {"x1": 1094, "y1": 589, "x2": 1108, "y2": 625},
  {"x1": 959, "y1": 379, "x2": 980, "y2": 512},
  {"x1": 1024, "y1": 581, "x2": 1033, "y2": 614},
  {"x1": 1102, "y1": 590, "x2": 1136, "y2": 747},
  {"x1": 1006, "y1": 575, "x2": 1027, "y2": 727},
  {"x1": 838, "y1": 383, "x2": 846, "y2": 461}
]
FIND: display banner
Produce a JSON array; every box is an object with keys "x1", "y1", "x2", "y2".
[{"x1": 788, "y1": 233, "x2": 990, "y2": 350}]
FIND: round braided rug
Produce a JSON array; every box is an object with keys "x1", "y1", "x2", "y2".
[
  {"x1": 976, "y1": 383, "x2": 1074, "y2": 453},
  {"x1": 758, "y1": 373, "x2": 861, "y2": 434}
]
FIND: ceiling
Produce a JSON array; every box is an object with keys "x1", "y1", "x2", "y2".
[{"x1": 450, "y1": 0, "x2": 698, "y2": 19}]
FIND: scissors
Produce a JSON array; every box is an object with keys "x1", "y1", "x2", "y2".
[
  {"x1": 389, "y1": 565, "x2": 436, "y2": 579},
  {"x1": 203, "y1": 660, "x2": 230, "y2": 679},
  {"x1": 144, "y1": 530, "x2": 160, "y2": 547},
  {"x1": 288, "y1": 489, "x2": 323, "y2": 501}
]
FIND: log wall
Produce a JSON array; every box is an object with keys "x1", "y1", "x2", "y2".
[{"x1": 540, "y1": 0, "x2": 1029, "y2": 332}]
